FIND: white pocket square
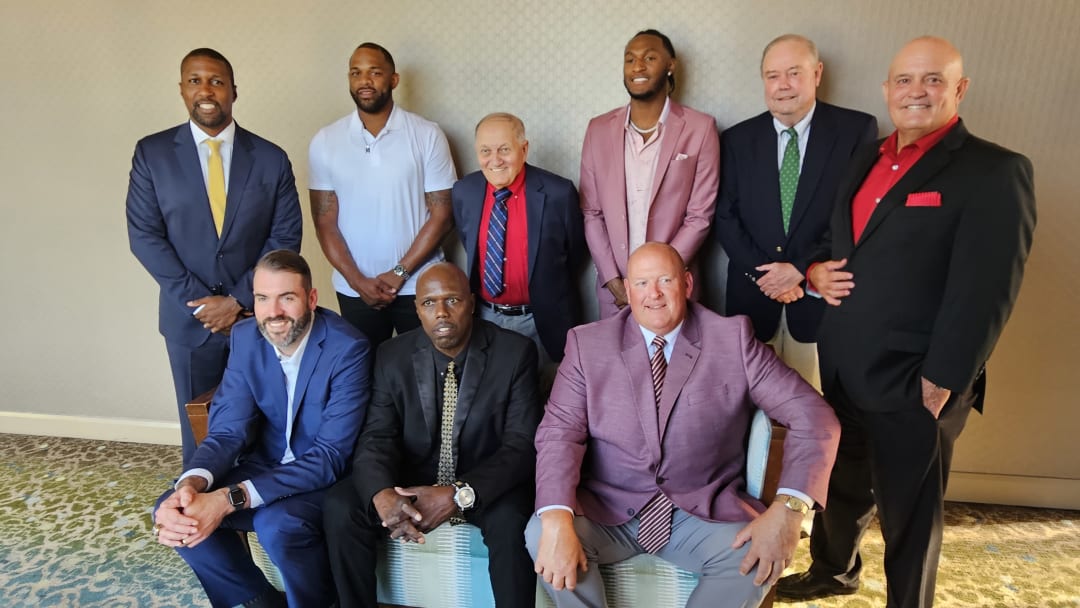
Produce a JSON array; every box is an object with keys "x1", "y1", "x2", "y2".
[{"x1": 675, "y1": 153, "x2": 689, "y2": 161}]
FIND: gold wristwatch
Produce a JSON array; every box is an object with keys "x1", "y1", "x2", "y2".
[{"x1": 775, "y1": 494, "x2": 809, "y2": 515}]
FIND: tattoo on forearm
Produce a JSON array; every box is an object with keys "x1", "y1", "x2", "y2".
[
  {"x1": 424, "y1": 189, "x2": 452, "y2": 209},
  {"x1": 312, "y1": 191, "x2": 338, "y2": 217}
]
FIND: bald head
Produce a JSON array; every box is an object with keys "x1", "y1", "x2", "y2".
[
  {"x1": 884, "y1": 36, "x2": 969, "y2": 149},
  {"x1": 625, "y1": 243, "x2": 692, "y2": 335},
  {"x1": 415, "y1": 263, "x2": 475, "y2": 356}
]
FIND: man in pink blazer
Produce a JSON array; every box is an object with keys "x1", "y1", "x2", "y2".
[
  {"x1": 527, "y1": 243, "x2": 840, "y2": 607},
  {"x1": 581, "y1": 29, "x2": 721, "y2": 318}
]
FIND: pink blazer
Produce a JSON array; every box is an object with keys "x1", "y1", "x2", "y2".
[
  {"x1": 579, "y1": 100, "x2": 721, "y2": 317},
  {"x1": 535, "y1": 304, "x2": 839, "y2": 526}
]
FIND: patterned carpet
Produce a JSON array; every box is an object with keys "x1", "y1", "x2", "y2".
[{"x1": 0, "y1": 433, "x2": 1077, "y2": 607}]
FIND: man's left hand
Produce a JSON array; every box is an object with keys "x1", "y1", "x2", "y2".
[
  {"x1": 732, "y1": 502, "x2": 803, "y2": 586},
  {"x1": 170, "y1": 488, "x2": 234, "y2": 549},
  {"x1": 755, "y1": 262, "x2": 804, "y2": 300},
  {"x1": 394, "y1": 485, "x2": 458, "y2": 532},
  {"x1": 375, "y1": 271, "x2": 406, "y2": 298},
  {"x1": 921, "y1": 377, "x2": 952, "y2": 419},
  {"x1": 188, "y1": 295, "x2": 243, "y2": 334}
]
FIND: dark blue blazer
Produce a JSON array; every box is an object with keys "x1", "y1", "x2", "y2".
[
  {"x1": 189, "y1": 308, "x2": 371, "y2": 503},
  {"x1": 127, "y1": 123, "x2": 303, "y2": 348},
  {"x1": 452, "y1": 164, "x2": 585, "y2": 361},
  {"x1": 715, "y1": 102, "x2": 877, "y2": 342}
]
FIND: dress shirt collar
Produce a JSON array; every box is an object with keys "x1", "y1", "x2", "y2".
[
  {"x1": 637, "y1": 321, "x2": 684, "y2": 363},
  {"x1": 879, "y1": 114, "x2": 959, "y2": 160},
  {"x1": 772, "y1": 102, "x2": 816, "y2": 140},
  {"x1": 189, "y1": 119, "x2": 236, "y2": 146}
]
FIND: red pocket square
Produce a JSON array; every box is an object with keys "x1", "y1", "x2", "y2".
[{"x1": 905, "y1": 191, "x2": 942, "y2": 207}]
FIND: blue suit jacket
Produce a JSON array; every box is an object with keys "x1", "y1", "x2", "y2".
[
  {"x1": 452, "y1": 164, "x2": 585, "y2": 361},
  {"x1": 715, "y1": 102, "x2": 877, "y2": 342},
  {"x1": 127, "y1": 123, "x2": 303, "y2": 348},
  {"x1": 189, "y1": 308, "x2": 371, "y2": 504}
]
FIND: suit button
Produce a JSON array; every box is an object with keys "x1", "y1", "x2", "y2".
[
  {"x1": 648, "y1": 463, "x2": 656, "y2": 472},
  {"x1": 775, "y1": 246, "x2": 783, "y2": 253},
  {"x1": 217, "y1": 253, "x2": 224, "y2": 259},
  {"x1": 627, "y1": 508, "x2": 635, "y2": 516},
  {"x1": 656, "y1": 476, "x2": 665, "y2": 485}
]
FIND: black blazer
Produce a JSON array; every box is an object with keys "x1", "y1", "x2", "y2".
[
  {"x1": 814, "y1": 119, "x2": 1036, "y2": 412},
  {"x1": 452, "y1": 164, "x2": 586, "y2": 361},
  {"x1": 715, "y1": 102, "x2": 877, "y2": 342},
  {"x1": 351, "y1": 320, "x2": 541, "y2": 511}
]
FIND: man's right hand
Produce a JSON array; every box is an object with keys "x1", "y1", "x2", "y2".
[
  {"x1": 372, "y1": 487, "x2": 425, "y2": 543},
  {"x1": 807, "y1": 258, "x2": 855, "y2": 306},
  {"x1": 350, "y1": 276, "x2": 396, "y2": 309},
  {"x1": 534, "y1": 510, "x2": 588, "y2": 591},
  {"x1": 605, "y1": 278, "x2": 628, "y2": 309}
]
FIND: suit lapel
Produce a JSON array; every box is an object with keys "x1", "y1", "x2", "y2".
[
  {"x1": 834, "y1": 143, "x2": 879, "y2": 256},
  {"x1": 172, "y1": 126, "x2": 215, "y2": 237},
  {"x1": 412, "y1": 336, "x2": 439, "y2": 440},
  {"x1": 221, "y1": 126, "x2": 254, "y2": 244},
  {"x1": 462, "y1": 174, "x2": 486, "y2": 278},
  {"x1": 452, "y1": 325, "x2": 489, "y2": 447},
  {"x1": 621, "y1": 318, "x2": 662, "y2": 458},
  {"x1": 606, "y1": 112, "x2": 630, "y2": 251},
  {"x1": 855, "y1": 123, "x2": 968, "y2": 249},
  {"x1": 754, "y1": 116, "x2": 784, "y2": 242},
  {"x1": 524, "y1": 165, "x2": 546, "y2": 284},
  {"x1": 658, "y1": 309, "x2": 700, "y2": 440},
  {"x1": 789, "y1": 107, "x2": 836, "y2": 236},
  {"x1": 648, "y1": 104, "x2": 685, "y2": 210},
  {"x1": 288, "y1": 312, "x2": 326, "y2": 428}
]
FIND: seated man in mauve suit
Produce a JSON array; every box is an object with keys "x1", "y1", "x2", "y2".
[{"x1": 526, "y1": 243, "x2": 840, "y2": 608}]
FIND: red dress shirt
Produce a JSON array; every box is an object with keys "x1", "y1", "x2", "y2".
[
  {"x1": 478, "y1": 168, "x2": 530, "y2": 304},
  {"x1": 851, "y1": 115, "x2": 959, "y2": 242}
]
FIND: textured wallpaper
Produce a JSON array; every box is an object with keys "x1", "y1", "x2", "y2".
[{"x1": 1, "y1": 0, "x2": 1076, "y2": 486}]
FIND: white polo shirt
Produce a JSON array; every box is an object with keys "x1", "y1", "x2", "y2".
[{"x1": 309, "y1": 105, "x2": 457, "y2": 296}]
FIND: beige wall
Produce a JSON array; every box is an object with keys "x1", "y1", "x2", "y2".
[{"x1": 1, "y1": 1, "x2": 1076, "y2": 506}]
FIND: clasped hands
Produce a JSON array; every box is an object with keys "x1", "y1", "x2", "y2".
[
  {"x1": 152, "y1": 479, "x2": 233, "y2": 550},
  {"x1": 188, "y1": 295, "x2": 246, "y2": 334},
  {"x1": 755, "y1": 262, "x2": 805, "y2": 304},
  {"x1": 352, "y1": 272, "x2": 406, "y2": 310},
  {"x1": 372, "y1": 485, "x2": 458, "y2": 544}
]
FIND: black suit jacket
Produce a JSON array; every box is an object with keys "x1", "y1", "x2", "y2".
[
  {"x1": 452, "y1": 164, "x2": 585, "y2": 361},
  {"x1": 715, "y1": 102, "x2": 877, "y2": 342},
  {"x1": 814, "y1": 119, "x2": 1036, "y2": 412},
  {"x1": 351, "y1": 320, "x2": 541, "y2": 512}
]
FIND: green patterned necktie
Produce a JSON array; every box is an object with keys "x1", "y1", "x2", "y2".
[{"x1": 780, "y1": 127, "x2": 800, "y2": 234}]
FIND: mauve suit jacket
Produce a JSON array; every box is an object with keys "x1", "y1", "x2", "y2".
[
  {"x1": 127, "y1": 123, "x2": 303, "y2": 348},
  {"x1": 189, "y1": 308, "x2": 371, "y2": 503},
  {"x1": 535, "y1": 304, "x2": 839, "y2": 526},
  {"x1": 580, "y1": 100, "x2": 720, "y2": 317}
]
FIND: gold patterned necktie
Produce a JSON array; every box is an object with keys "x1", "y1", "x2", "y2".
[
  {"x1": 206, "y1": 139, "x2": 226, "y2": 236},
  {"x1": 436, "y1": 361, "x2": 458, "y2": 486}
]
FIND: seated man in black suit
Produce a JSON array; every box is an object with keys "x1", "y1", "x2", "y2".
[{"x1": 323, "y1": 262, "x2": 543, "y2": 608}]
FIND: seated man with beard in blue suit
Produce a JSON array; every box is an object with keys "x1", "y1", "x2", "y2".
[{"x1": 152, "y1": 250, "x2": 371, "y2": 608}]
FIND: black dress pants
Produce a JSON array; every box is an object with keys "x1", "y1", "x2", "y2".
[
  {"x1": 808, "y1": 379, "x2": 974, "y2": 608},
  {"x1": 323, "y1": 477, "x2": 536, "y2": 608}
]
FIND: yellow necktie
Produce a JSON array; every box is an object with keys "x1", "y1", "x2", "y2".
[{"x1": 206, "y1": 139, "x2": 226, "y2": 236}]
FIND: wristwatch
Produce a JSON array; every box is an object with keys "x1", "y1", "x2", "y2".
[
  {"x1": 774, "y1": 493, "x2": 809, "y2": 515},
  {"x1": 391, "y1": 264, "x2": 410, "y2": 281},
  {"x1": 227, "y1": 484, "x2": 246, "y2": 511},
  {"x1": 452, "y1": 480, "x2": 476, "y2": 511}
]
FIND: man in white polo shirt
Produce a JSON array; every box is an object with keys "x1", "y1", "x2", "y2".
[{"x1": 310, "y1": 42, "x2": 457, "y2": 352}]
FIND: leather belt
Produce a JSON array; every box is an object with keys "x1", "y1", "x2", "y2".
[{"x1": 481, "y1": 301, "x2": 532, "y2": 316}]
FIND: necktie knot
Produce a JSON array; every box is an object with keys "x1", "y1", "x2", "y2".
[
  {"x1": 785, "y1": 127, "x2": 798, "y2": 140},
  {"x1": 494, "y1": 187, "x2": 511, "y2": 204},
  {"x1": 207, "y1": 138, "x2": 222, "y2": 154},
  {"x1": 651, "y1": 335, "x2": 666, "y2": 352}
]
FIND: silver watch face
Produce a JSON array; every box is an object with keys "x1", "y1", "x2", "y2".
[{"x1": 455, "y1": 485, "x2": 476, "y2": 509}]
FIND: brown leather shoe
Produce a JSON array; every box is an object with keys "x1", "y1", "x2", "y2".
[{"x1": 775, "y1": 570, "x2": 859, "y2": 601}]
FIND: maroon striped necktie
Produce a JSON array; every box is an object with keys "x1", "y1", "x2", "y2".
[{"x1": 638, "y1": 335, "x2": 674, "y2": 554}]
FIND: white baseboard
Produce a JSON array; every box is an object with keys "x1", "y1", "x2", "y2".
[
  {"x1": 0, "y1": 411, "x2": 181, "y2": 446},
  {"x1": 946, "y1": 471, "x2": 1080, "y2": 510}
]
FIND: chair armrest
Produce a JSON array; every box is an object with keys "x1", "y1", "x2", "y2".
[{"x1": 185, "y1": 387, "x2": 217, "y2": 446}]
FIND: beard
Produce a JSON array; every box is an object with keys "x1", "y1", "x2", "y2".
[
  {"x1": 624, "y1": 76, "x2": 668, "y2": 102},
  {"x1": 258, "y1": 309, "x2": 312, "y2": 351},
  {"x1": 189, "y1": 101, "x2": 230, "y2": 131},
  {"x1": 351, "y1": 86, "x2": 393, "y2": 114}
]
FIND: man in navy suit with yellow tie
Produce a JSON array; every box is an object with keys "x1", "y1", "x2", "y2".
[
  {"x1": 714, "y1": 34, "x2": 876, "y2": 390},
  {"x1": 127, "y1": 48, "x2": 303, "y2": 465}
]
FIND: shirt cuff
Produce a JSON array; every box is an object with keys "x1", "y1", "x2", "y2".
[
  {"x1": 775, "y1": 487, "x2": 816, "y2": 510},
  {"x1": 176, "y1": 469, "x2": 213, "y2": 490},
  {"x1": 243, "y1": 480, "x2": 264, "y2": 509},
  {"x1": 536, "y1": 504, "x2": 574, "y2": 517}
]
